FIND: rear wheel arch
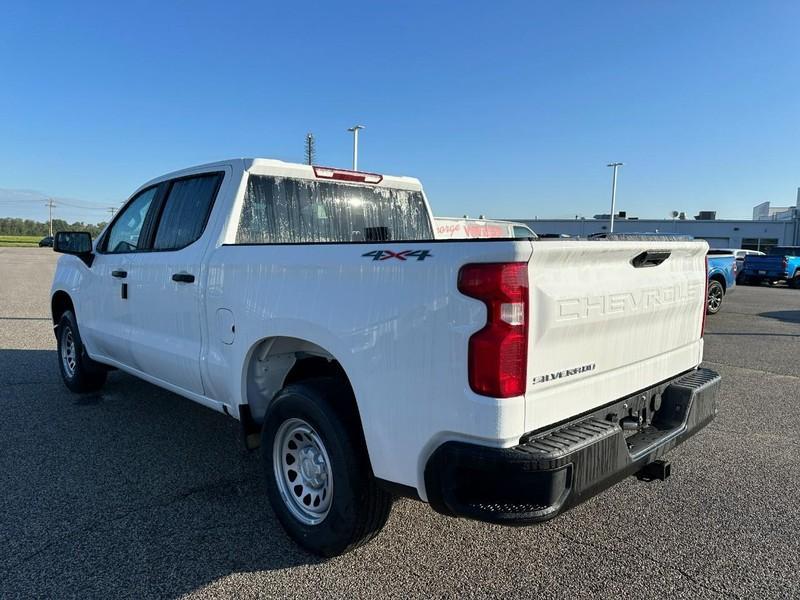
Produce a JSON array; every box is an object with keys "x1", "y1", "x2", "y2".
[
  {"x1": 710, "y1": 273, "x2": 727, "y2": 293},
  {"x1": 242, "y1": 336, "x2": 365, "y2": 441}
]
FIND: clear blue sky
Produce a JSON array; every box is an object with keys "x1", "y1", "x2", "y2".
[{"x1": 1, "y1": 0, "x2": 798, "y2": 224}]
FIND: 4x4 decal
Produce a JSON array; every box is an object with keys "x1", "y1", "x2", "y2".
[{"x1": 362, "y1": 250, "x2": 433, "y2": 261}]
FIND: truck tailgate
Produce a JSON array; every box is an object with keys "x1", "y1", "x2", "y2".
[
  {"x1": 524, "y1": 240, "x2": 707, "y2": 432},
  {"x1": 744, "y1": 255, "x2": 784, "y2": 275}
]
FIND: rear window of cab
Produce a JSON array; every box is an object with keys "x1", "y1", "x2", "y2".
[{"x1": 236, "y1": 175, "x2": 433, "y2": 244}]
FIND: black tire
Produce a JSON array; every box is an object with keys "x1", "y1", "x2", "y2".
[
  {"x1": 736, "y1": 272, "x2": 748, "y2": 285},
  {"x1": 706, "y1": 280, "x2": 724, "y2": 314},
  {"x1": 790, "y1": 273, "x2": 800, "y2": 289},
  {"x1": 56, "y1": 310, "x2": 107, "y2": 393},
  {"x1": 261, "y1": 378, "x2": 392, "y2": 557}
]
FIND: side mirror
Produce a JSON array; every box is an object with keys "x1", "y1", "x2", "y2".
[{"x1": 54, "y1": 231, "x2": 93, "y2": 257}]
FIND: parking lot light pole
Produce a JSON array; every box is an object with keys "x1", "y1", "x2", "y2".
[
  {"x1": 347, "y1": 125, "x2": 364, "y2": 170},
  {"x1": 607, "y1": 162, "x2": 623, "y2": 233}
]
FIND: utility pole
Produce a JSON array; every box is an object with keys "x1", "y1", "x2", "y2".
[
  {"x1": 347, "y1": 125, "x2": 364, "y2": 170},
  {"x1": 108, "y1": 206, "x2": 118, "y2": 219},
  {"x1": 606, "y1": 162, "x2": 623, "y2": 233},
  {"x1": 304, "y1": 132, "x2": 316, "y2": 165},
  {"x1": 45, "y1": 198, "x2": 56, "y2": 237}
]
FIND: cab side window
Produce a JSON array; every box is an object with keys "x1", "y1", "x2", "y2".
[
  {"x1": 152, "y1": 173, "x2": 222, "y2": 251},
  {"x1": 104, "y1": 187, "x2": 158, "y2": 253}
]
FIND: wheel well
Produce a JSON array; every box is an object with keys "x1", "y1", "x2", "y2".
[
  {"x1": 710, "y1": 274, "x2": 726, "y2": 292},
  {"x1": 51, "y1": 291, "x2": 74, "y2": 326},
  {"x1": 243, "y1": 337, "x2": 358, "y2": 429}
]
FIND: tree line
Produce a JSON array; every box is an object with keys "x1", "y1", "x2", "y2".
[{"x1": 0, "y1": 217, "x2": 107, "y2": 238}]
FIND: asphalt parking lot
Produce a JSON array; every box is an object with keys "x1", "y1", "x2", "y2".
[{"x1": 1, "y1": 247, "x2": 798, "y2": 599}]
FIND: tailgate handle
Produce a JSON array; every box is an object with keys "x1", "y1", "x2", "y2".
[
  {"x1": 172, "y1": 272, "x2": 195, "y2": 283},
  {"x1": 631, "y1": 250, "x2": 671, "y2": 268}
]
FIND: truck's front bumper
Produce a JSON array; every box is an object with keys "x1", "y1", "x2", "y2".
[{"x1": 424, "y1": 368, "x2": 721, "y2": 524}]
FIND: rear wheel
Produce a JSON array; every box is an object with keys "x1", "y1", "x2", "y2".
[
  {"x1": 261, "y1": 378, "x2": 392, "y2": 557},
  {"x1": 706, "y1": 280, "x2": 724, "y2": 314},
  {"x1": 57, "y1": 310, "x2": 107, "y2": 393},
  {"x1": 790, "y1": 273, "x2": 800, "y2": 289}
]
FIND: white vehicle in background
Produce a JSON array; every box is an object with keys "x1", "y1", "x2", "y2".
[
  {"x1": 50, "y1": 158, "x2": 720, "y2": 556},
  {"x1": 711, "y1": 248, "x2": 765, "y2": 281},
  {"x1": 434, "y1": 216, "x2": 536, "y2": 239}
]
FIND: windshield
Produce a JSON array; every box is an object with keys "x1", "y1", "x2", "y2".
[{"x1": 237, "y1": 175, "x2": 433, "y2": 244}]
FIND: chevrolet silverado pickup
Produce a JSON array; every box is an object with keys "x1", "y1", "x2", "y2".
[
  {"x1": 50, "y1": 159, "x2": 720, "y2": 556},
  {"x1": 740, "y1": 246, "x2": 800, "y2": 288}
]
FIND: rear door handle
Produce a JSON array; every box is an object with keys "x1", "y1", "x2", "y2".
[
  {"x1": 172, "y1": 273, "x2": 195, "y2": 283},
  {"x1": 111, "y1": 270, "x2": 127, "y2": 278}
]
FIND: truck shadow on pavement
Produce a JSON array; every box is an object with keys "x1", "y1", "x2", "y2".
[
  {"x1": 759, "y1": 310, "x2": 800, "y2": 324},
  {"x1": 0, "y1": 349, "x2": 324, "y2": 598}
]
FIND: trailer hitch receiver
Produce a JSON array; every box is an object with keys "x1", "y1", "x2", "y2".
[{"x1": 636, "y1": 459, "x2": 671, "y2": 482}]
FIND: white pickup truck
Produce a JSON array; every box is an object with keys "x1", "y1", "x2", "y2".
[{"x1": 50, "y1": 158, "x2": 720, "y2": 556}]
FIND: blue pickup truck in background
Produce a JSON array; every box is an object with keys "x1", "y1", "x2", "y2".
[
  {"x1": 706, "y1": 250, "x2": 737, "y2": 314},
  {"x1": 740, "y1": 246, "x2": 800, "y2": 288}
]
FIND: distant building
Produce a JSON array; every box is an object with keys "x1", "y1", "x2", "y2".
[
  {"x1": 513, "y1": 217, "x2": 798, "y2": 251},
  {"x1": 508, "y1": 190, "x2": 800, "y2": 250},
  {"x1": 593, "y1": 211, "x2": 634, "y2": 220},
  {"x1": 752, "y1": 188, "x2": 800, "y2": 220},
  {"x1": 512, "y1": 202, "x2": 799, "y2": 251}
]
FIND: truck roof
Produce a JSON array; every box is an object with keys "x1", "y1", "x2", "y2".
[{"x1": 140, "y1": 158, "x2": 423, "y2": 192}]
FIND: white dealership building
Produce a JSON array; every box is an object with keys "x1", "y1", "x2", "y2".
[{"x1": 514, "y1": 194, "x2": 800, "y2": 251}]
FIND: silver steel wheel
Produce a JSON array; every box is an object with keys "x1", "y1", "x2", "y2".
[
  {"x1": 61, "y1": 326, "x2": 77, "y2": 378},
  {"x1": 708, "y1": 284, "x2": 723, "y2": 312},
  {"x1": 273, "y1": 418, "x2": 333, "y2": 525}
]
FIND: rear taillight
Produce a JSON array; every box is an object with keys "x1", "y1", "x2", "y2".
[
  {"x1": 458, "y1": 262, "x2": 528, "y2": 398},
  {"x1": 783, "y1": 258, "x2": 789, "y2": 270},
  {"x1": 701, "y1": 257, "x2": 709, "y2": 336}
]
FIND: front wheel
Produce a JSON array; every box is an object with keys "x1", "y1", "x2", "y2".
[
  {"x1": 706, "y1": 280, "x2": 724, "y2": 314},
  {"x1": 57, "y1": 310, "x2": 107, "y2": 393},
  {"x1": 261, "y1": 378, "x2": 392, "y2": 557}
]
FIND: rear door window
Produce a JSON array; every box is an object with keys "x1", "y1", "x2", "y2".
[
  {"x1": 236, "y1": 175, "x2": 433, "y2": 244},
  {"x1": 153, "y1": 173, "x2": 223, "y2": 250}
]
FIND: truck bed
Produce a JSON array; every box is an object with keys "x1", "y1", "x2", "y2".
[{"x1": 204, "y1": 237, "x2": 707, "y2": 491}]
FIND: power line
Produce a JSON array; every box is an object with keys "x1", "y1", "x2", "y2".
[{"x1": 0, "y1": 195, "x2": 111, "y2": 211}]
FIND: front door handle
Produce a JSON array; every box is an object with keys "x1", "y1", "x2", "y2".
[
  {"x1": 172, "y1": 273, "x2": 195, "y2": 283},
  {"x1": 111, "y1": 270, "x2": 127, "y2": 278}
]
